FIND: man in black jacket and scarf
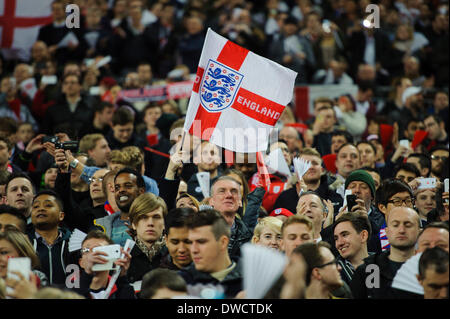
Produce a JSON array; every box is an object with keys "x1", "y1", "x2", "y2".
[{"x1": 179, "y1": 209, "x2": 243, "y2": 299}]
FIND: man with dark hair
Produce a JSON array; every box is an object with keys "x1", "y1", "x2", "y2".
[
  {"x1": 360, "y1": 166, "x2": 381, "y2": 190},
  {"x1": 160, "y1": 207, "x2": 195, "y2": 270},
  {"x1": 331, "y1": 130, "x2": 354, "y2": 155},
  {"x1": 106, "y1": 106, "x2": 147, "y2": 150},
  {"x1": 5, "y1": 172, "x2": 35, "y2": 220},
  {"x1": 350, "y1": 206, "x2": 421, "y2": 299},
  {"x1": 417, "y1": 247, "x2": 449, "y2": 299},
  {"x1": 429, "y1": 145, "x2": 449, "y2": 178},
  {"x1": 179, "y1": 209, "x2": 243, "y2": 298},
  {"x1": 424, "y1": 114, "x2": 448, "y2": 147},
  {"x1": 27, "y1": 189, "x2": 74, "y2": 286},
  {"x1": 41, "y1": 74, "x2": 92, "y2": 136},
  {"x1": 79, "y1": 101, "x2": 115, "y2": 137},
  {"x1": 333, "y1": 213, "x2": 371, "y2": 285},
  {"x1": 294, "y1": 241, "x2": 345, "y2": 299},
  {"x1": 376, "y1": 179, "x2": 415, "y2": 252},
  {"x1": 0, "y1": 136, "x2": 22, "y2": 174},
  {"x1": 0, "y1": 204, "x2": 27, "y2": 233},
  {"x1": 357, "y1": 141, "x2": 377, "y2": 169},
  {"x1": 312, "y1": 106, "x2": 337, "y2": 156},
  {"x1": 394, "y1": 163, "x2": 421, "y2": 184},
  {"x1": 75, "y1": 229, "x2": 134, "y2": 299},
  {"x1": 93, "y1": 168, "x2": 146, "y2": 246},
  {"x1": 140, "y1": 268, "x2": 187, "y2": 299},
  {"x1": 0, "y1": 170, "x2": 11, "y2": 204},
  {"x1": 209, "y1": 176, "x2": 253, "y2": 259},
  {"x1": 407, "y1": 153, "x2": 432, "y2": 177}
]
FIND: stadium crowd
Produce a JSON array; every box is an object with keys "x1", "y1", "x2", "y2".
[{"x1": 0, "y1": 0, "x2": 448, "y2": 300}]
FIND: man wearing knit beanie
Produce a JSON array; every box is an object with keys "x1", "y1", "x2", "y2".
[
  {"x1": 344, "y1": 169, "x2": 385, "y2": 229},
  {"x1": 343, "y1": 169, "x2": 385, "y2": 254}
]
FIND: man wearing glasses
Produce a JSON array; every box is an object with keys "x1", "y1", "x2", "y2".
[
  {"x1": 350, "y1": 206, "x2": 421, "y2": 299},
  {"x1": 429, "y1": 145, "x2": 449, "y2": 178},
  {"x1": 376, "y1": 179, "x2": 415, "y2": 251},
  {"x1": 293, "y1": 241, "x2": 345, "y2": 299}
]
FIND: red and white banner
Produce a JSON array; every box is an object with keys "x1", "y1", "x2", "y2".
[
  {"x1": 0, "y1": 0, "x2": 53, "y2": 61},
  {"x1": 184, "y1": 28, "x2": 297, "y2": 153}
]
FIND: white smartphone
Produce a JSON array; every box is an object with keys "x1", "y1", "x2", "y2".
[
  {"x1": 399, "y1": 139, "x2": 410, "y2": 148},
  {"x1": 40, "y1": 75, "x2": 57, "y2": 85},
  {"x1": 7, "y1": 257, "x2": 31, "y2": 294},
  {"x1": 417, "y1": 177, "x2": 437, "y2": 190},
  {"x1": 89, "y1": 86, "x2": 101, "y2": 95},
  {"x1": 445, "y1": 178, "x2": 449, "y2": 193},
  {"x1": 91, "y1": 244, "x2": 121, "y2": 272}
]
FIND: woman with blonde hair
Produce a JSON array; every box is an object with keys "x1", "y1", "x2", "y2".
[
  {"x1": 126, "y1": 193, "x2": 169, "y2": 286},
  {"x1": 0, "y1": 228, "x2": 48, "y2": 298},
  {"x1": 176, "y1": 192, "x2": 200, "y2": 212},
  {"x1": 251, "y1": 217, "x2": 283, "y2": 250}
]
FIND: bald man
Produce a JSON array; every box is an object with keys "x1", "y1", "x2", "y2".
[{"x1": 350, "y1": 207, "x2": 421, "y2": 299}]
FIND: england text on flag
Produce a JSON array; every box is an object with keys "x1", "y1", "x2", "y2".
[{"x1": 183, "y1": 28, "x2": 297, "y2": 153}]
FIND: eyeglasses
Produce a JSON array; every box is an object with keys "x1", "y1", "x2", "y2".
[
  {"x1": 81, "y1": 247, "x2": 91, "y2": 254},
  {"x1": 431, "y1": 155, "x2": 448, "y2": 161},
  {"x1": 387, "y1": 198, "x2": 414, "y2": 207},
  {"x1": 316, "y1": 258, "x2": 339, "y2": 268},
  {"x1": 89, "y1": 177, "x2": 104, "y2": 183}
]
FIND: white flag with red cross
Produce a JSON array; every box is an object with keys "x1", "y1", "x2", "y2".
[
  {"x1": 0, "y1": 0, "x2": 53, "y2": 61},
  {"x1": 184, "y1": 28, "x2": 297, "y2": 153}
]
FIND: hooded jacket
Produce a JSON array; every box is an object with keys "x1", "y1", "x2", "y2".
[{"x1": 28, "y1": 226, "x2": 74, "y2": 287}]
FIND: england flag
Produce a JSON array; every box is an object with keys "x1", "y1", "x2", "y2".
[{"x1": 184, "y1": 28, "x2": 297, "y2": 153}]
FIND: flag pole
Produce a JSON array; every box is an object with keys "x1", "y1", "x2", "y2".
[{"x1": 180, "y1": 130, "x2": 187, "y2": 153}]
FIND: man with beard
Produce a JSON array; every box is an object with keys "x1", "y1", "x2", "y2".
[
  {"x1": 390, "y1": 86, "x2": 426, "y2": 135},
  {"x1": 93, "y1": 168, "x2": 145, "y2": 246},
  {"x1": 273, "y1": 148, "x2": 342, "y2": 215},
  {"x1": 424, "y1": 114, "x2": 448, "y2": 148},
  {"x1": 350, "y1": 206, "x2": 421, "y2": 299},
  {"x1": 429, "y1": 145, "x2": 449, "y2": 179},
  {"x1": 5, "y1": 173, "x2": 35, "y2": 223},
  {"x1": 188, "y1": 141, "x2": 222, "y2": 201},
  {"x1": 294, "y1": 241, "x2": 345, "y2": 299},
  {"x1": 27, "y1": 190, "x2": 74, "y2": 286}
]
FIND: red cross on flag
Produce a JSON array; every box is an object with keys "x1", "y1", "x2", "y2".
[
  {"x1": 0, "y1": 0, "x2": 53, "y2": 60},
  {"x1": 184, "y1": 28, "x2": 297, "y2": 153}
]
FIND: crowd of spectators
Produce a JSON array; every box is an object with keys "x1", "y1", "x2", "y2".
[{"x1": 0, "y1": 0, "x2": 448, "y2": 300}]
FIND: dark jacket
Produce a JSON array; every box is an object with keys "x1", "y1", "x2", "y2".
[
  {"x1": 127, "y1": 244, "x2": 168, "y2": 285},
  {"x1": 54, "y1": 172, "x2": 95, "y2": 233},
  {"x1": 178, "y1": 262, "x2": 243, "y2": 299},
  {"x1": 105, "y1": 129, "x2": 148, "y2": 151},
  {"x1": 229, "y1": 217, "x2": 253, "y2": 260},
  {"x1": 242, "y1": 187, "x2": 266, "y2": 232},
  {"x1": 75, "y1": 269, "x2": 136, "y2": 299},
  {"x1": 350, "y1": 250, "x2": 404, "y2": 299},
  {"x1": 41, "y1": 95, "x2": 92, "y2": 136},
  {"x1": 187, "y1": 173, "x2": 219, "y2": 202},
  {"x1": 27, "y1": 226, "x2": 75, "y2": 287}
]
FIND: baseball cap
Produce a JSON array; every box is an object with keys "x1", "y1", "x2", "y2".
[
  {"x1": 402, "y1": 86, "x2": 422, "y2": 105},
  {"x1": 269, "y1": 208, "x2": 294, "y2": 218}
]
